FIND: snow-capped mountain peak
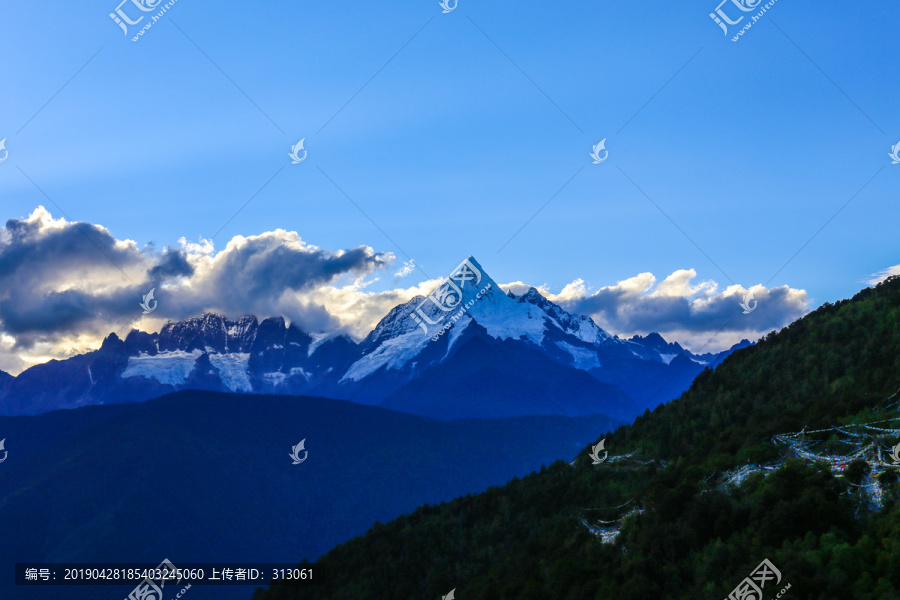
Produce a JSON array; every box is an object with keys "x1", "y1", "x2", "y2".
[
  {"x1": 342, "y1": 256, "x2": 503, "y2": 381},
  {"x1": 510, "y1": 286, "x2": 614, "y2": 347},
  {"x1": 342, "y1": 256, "x2": 615, "y2": 382}
]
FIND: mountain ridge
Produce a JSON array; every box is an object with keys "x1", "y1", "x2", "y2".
[{"x1": 0, "y1": 256, "x2": 747, "y2": 420}]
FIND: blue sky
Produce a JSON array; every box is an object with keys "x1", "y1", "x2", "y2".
[{"x1": 0, "y1": 0, "x2": 898, "y2": 371}]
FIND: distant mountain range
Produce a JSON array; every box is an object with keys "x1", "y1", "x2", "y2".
[
  {"x1": 0, "y1": 390, "x2": 620, "y2": 600},
  {"x1": 0, "y1": 257, "x2": 748, "y2": 420}
]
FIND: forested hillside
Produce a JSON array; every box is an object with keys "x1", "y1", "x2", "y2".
[{"x1": 253, "y1": 276, "x2": 900, "y2": 600}]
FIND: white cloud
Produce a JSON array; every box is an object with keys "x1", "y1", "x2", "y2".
[
  {"x1": 394, "y1": 260, "x2": 417, "y2": 278},
  {"x1": 503, "y1": 269, "x2": 809, "y2": 353},
  {"x1": 867, "y1": 264, "x2": 900, "y2": 285}
]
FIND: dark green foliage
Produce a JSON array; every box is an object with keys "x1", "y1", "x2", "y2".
[
  {"x1": 845, "y1": 459, "x2": 872, "y2": 486},
  {"x1": 252, "y1": 276, "x2": 900, "y2": 600}
]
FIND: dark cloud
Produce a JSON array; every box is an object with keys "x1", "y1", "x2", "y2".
[
  {"x1": 147, "y1": 248, "x2": 194, "y2": 280},
  {"x1": 199, "y1": 234, "x2": 387, "y2": 302},
  {"x1": 563, "y1": 285, "x2": 807, "y2": 333},
  {"x1": 0, "y1": 209, "x2": 146, "y2": 340},
  {"x1": 0, "y1": 208, "x2": 392, "y2": 352},
  {"x1": 0, "y1": 216, "x2": 140, "y2": 281}
]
